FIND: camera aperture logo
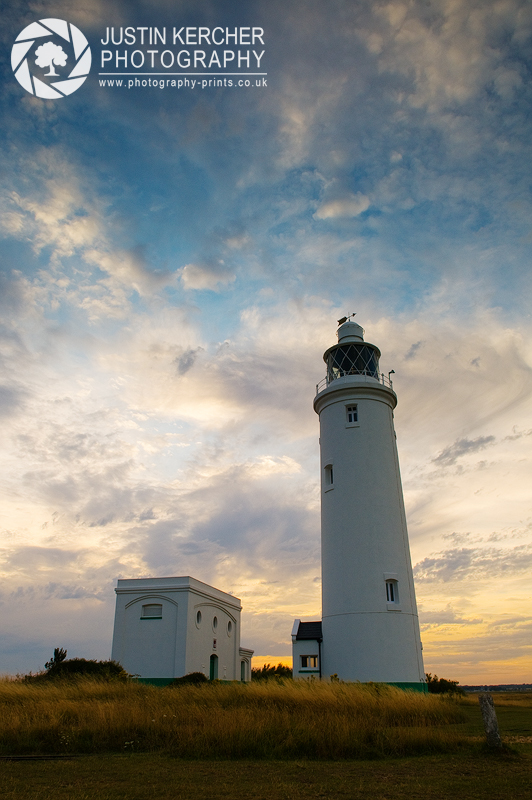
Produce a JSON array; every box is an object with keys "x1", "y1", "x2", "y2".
[{"x1": 12, "y1": 19, "x2": 91, "y2": 99}]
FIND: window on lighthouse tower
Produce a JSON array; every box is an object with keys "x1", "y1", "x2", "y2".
[
  {"x1": 386, "y1": 580, "x2": 399, "y2": 603},
  {"x1": 324, "y1": 464, "x2": 334, "y2": 489},
  {"x1": 346, "y1": 405, "x2": 357, "y2": 423}
]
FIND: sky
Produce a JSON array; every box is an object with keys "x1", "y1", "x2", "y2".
[{"x1": 0, "y1": 0, "x2": 531, "y2": 684}]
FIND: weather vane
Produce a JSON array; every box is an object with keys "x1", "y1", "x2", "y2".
[{"x1": 337, "y1": 312, "x2": 356, "y2": 325}]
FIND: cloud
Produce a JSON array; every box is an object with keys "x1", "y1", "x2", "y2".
[
  {"x1": 404, "y1": 341, "x2": 423, "y2": 360},
  {"x1": 84, "y1": 247, "x2": 173, "y2": 296},
  {"x1": 504, "y1": 427, "x2": 532, "y2": 442},
  {"x1": 371, "y1": 0, "x2": 522, "y2": 114},
  {"x1": 179, "y1": 261, "x2": 236, "y2": 291},
  {"x1": 419, "y1": 604, "x2": 482, "y2": 628},
  {"x1": 26, "y1": 0, "x2": 114, "y2": 28},
  {"x1": 432, "y1": 435, "x2": 496, "y2": 467},
  {"x1": 0, "y1": 384, "x2": 26, "y2": 418},
  {"x1": 174, "y1": 347, "x2": 204, "y2": 375},
  {"x1": 1, "y1": 546, "x2": 85, "y2": 573},
  {"x1": 314, "y1": 192, "x2": 370, "y2": 219},
  {"x1": 414, "y1": 545, "x2": 532, "y2": 583},
  {"x1": 7, "y1": 148, "x2": 105, "y2": 260}
]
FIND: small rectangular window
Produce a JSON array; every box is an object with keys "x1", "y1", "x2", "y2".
[
  {"x1": 301, "y1": 655, "x2": 318, "y2": 669},
  {"x1": 386, "y1": 580, "x2": 398, "y2": 603},
  {"x1": 324, "y1": 464, "x2": 334, "y2": 486},
  {"x1": 346, "y1": 405, "x2": 358, "y2": 424},
  {"x1": 141, "y1": 603, "x2": 162, "y2": 618}
]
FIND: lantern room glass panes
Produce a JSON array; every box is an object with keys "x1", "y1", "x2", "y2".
[{"x1": 326, "y1": 344, "x2": 380, "y2": 383}]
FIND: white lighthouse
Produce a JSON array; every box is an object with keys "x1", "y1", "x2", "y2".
[{"x1": 292, "y1": 318, "x2": 425, "y2": 690}]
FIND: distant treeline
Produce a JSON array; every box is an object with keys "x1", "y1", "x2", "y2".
[
  {"x1": 251, "y1": 663, "x2": 292, "y2": 680},
  {"x1": 461, "y1": 684, "x2": 532, "y2": 692}
]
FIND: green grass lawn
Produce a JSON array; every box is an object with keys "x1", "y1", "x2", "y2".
[
  {"x1": 1, "y1": 751, "x2": 532, "y2": 800},
  {"x1": 455, "y1": 693, "x2": 532, "y2": 742}
]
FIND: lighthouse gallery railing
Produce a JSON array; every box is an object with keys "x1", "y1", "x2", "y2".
[{"x1": 315, "y1": 371, "x2": 394, "y2": 395}]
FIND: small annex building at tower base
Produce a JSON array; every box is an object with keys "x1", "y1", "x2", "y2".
[
  {"x1": 291, "y1": 618, "x2": 426, "y2": 691},
  {"x1": 291, "y1": 620, "x2": 322, "y2": 679},
  {"x1": 111, "y1": 576, "x2": 253, "y2": 685}
]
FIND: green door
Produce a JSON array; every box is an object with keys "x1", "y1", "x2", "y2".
[{"x1": 209, "y1": 654, "x2": 218, "y2": 680}]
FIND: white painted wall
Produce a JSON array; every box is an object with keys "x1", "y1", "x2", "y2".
[
  {"x1": 239, "y1": 648, "x2": 253, "y2": 682},
  {"x1": 292, "y1": 637, "x2": 320, "y2": 680},
  {"x1": 111, "y1": 576, "x2": 252, "y2": 681},
  {"x1": 184, "y1": 590, "x2": 241, "y2": 681},
  {"x1": 314, "y1": 324, "x2": 425, "y2": 685}
]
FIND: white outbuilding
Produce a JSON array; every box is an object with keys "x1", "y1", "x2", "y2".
[
  {"x1": 111, "y1": 576, "x2": 253, "y2": 684},
  {"x1": 292, "y1": 319, "x2": 426, "y2": 690}
]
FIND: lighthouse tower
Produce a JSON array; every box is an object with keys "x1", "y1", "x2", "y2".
[{"x1": 293, "y1": 318, "x2": 425, "y2": 690}]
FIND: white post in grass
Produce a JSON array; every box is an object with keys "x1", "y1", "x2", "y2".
[{"x1": 479, "y1": 693, "x2": 503, "y2": 748}]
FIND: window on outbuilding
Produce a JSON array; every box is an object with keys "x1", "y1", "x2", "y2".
[
  {"x1": 301, "y1": 655, "x2": 318, "y2": 669},
  {"x1": 141, "y1": 603, "x2": 162, "y2": 618}
]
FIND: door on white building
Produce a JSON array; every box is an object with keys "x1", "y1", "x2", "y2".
[{"x1": 209, "y1": 654, "x2": 218, "y2": 680}]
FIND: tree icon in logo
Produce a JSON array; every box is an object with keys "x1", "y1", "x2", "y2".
[
  {"x1": 35, "y1": 42, "x2": 68, "y2": 77},
  {"x1": 11, "y1": 18, "x2": 91, "y2": 99}
]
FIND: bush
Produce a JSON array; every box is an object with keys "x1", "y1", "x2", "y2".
[
  {"x1": 167, "y1": 672, "x2": 208, "y2": 687},
  {"x1": 27, "y1": 649, "x2": 130, "y2": 683},
  {"x1": 45, "y1": 658, "x2": 129, "y2": 681},
  {"x1": 252, "y1": 663, "x2": 293, "y2": 680},
  {"x1": 45, "y1": 647, "x2": 67, "y2": 670},
  {"x1": 426, "y1": 673, "x2": 465, "y2": 695}
]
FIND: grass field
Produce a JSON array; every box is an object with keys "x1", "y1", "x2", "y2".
[
  {"x1": 0, "y1": 678, "x2": 473, "y2": 758},
  {"x1": 1, "y1": 681, "x2": 531, "y2": 799},
  {"x1": 1, "y1": 751, "x2": 532, "y2": 800}
]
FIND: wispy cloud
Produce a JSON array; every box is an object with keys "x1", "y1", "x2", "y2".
[
  {"x1": 180, "y1": 262, "x2": 236, "y2": 291},
  {"x1": 414, "y1": 545, "x2": 532, "y2": 583},
  {"x1": 314, "y1": 193, "x2": 370, "y2": 220},
  {"x1": 432, "y1": 436, "x2": 496, "y2": 467},
  {"x1": 419, "y1": 604, "x2": 483, "y2": 628}
]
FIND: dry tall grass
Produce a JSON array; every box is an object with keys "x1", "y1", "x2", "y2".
[{"x1": 0, "y1": 677, "x2": 469, "y2": 758}]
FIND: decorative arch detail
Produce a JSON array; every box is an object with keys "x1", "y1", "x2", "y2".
[
  {"x1": 193, "y1": 601, "x2": 237, "y2": 625},
  {"x1": 125, "y1": 594, "x2": 179, "y2": 610}
]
